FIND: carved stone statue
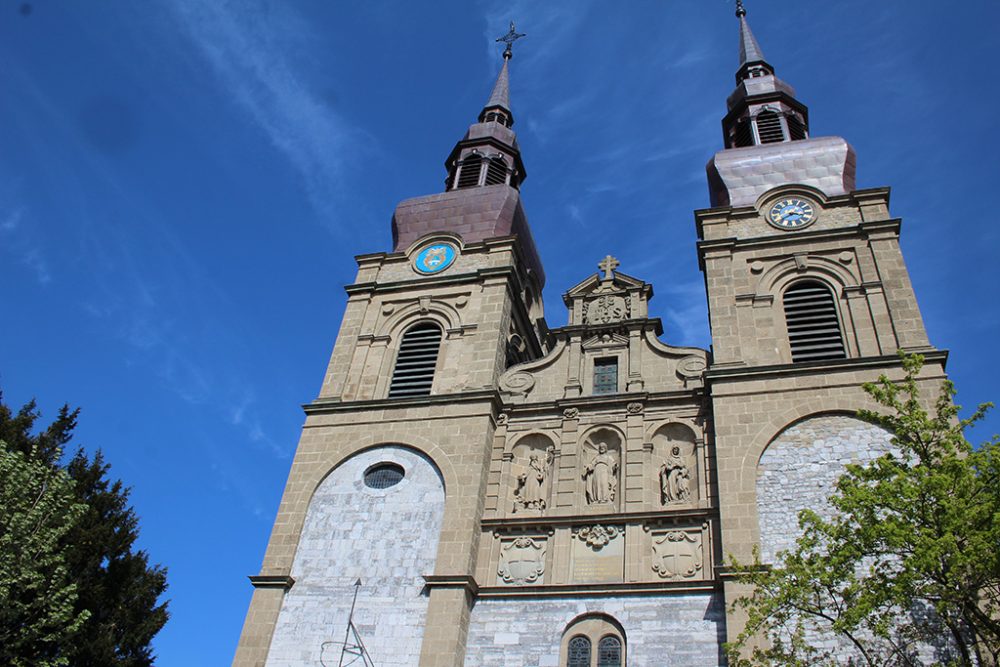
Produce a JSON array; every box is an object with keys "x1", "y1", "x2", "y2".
[
  {"x1": 514, "y1": 448, "x2": 553, "y2": 511},
  {"x1": 660, "y1": 445, "x2": 692, "y2": 504},
  {"x1": 583, "y1": 443, "x2": 618, "y2": 505}
]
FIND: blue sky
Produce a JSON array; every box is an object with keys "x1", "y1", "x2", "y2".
[{"x1": 2, "y1": 1, "x2": 998, "y2": 664}]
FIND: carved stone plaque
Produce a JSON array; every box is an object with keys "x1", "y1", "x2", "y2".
[
  {"x1": 497, "y1": 537, "x2": 546, "y2": 585},
  {"x1": 584, "y1": 294, "x2": 629, "y2": 325},
  {"x1": 571, "y1": 525, "x2": 623, "y2": 583},
  {"x1": 651, "y1": 529, "x2": 703, "y2": 580}
]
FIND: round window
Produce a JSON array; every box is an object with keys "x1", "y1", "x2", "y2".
[{"x1": 363, "y1": 463, "x2": 405, "y2": 489}]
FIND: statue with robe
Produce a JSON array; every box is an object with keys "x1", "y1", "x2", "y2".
[
  {"x1": 514, "y1": 448, "x2": 553, "y2": 510},
  {"x1": 583, "y1": 443, "x2": 618, "y2": 504},
  {"x1": 660, "y1": 445, "x2": 692, "y2": 504}
]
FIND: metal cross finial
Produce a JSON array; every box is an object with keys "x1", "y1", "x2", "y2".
[
  {"x1": 735, "y1": 0, "x2": 747, "y2": 18},
  {"x1": 598, "y1": 255, "x2": 620, "y2": 281},
  {"x1": 496, "y1": 21, "x2": 526, "y2": 60}
]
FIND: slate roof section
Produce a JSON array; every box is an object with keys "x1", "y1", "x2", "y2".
[
  {"x1": 484, "y1": 58, "x2": 511, "y2": 112},
  {"x1": 706, "y1": 136, "x2": 857, "y2": 208},
  {"x1": 738, "y1": 15, "x2": 767, "y2": 67},
  {"x1": 391, "y1": 184, "x2": 545, "y2": 287}
]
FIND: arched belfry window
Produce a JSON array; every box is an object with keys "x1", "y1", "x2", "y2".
[
  {"x1": 455, "y1": 154, "x2": 483, "y2": 189},
  {"x1": 755, "y1": 110, "x2": 785, "y2": 144},
  {"x1": 388, "y1": 322, "x2": 443, "y2": 397},
  {"x1": 484, "y1": 157, "x2": 508, "y2": 185},
  {"x1": 561, "y1": 615, "x2": 626, "y2": 667},
  {"x1": 783, "y1": 280, "x2": 846, "y2": 362}
]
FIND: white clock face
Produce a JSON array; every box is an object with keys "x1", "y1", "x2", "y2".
[{"x1": 768, "y1": 198, "x2": 817, "y2": 230}]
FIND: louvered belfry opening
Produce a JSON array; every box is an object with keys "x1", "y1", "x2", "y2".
[
  {"x1": 388, "y1": 322, "x2": 443, "y2": 397},
  {"x1": 755, "y1": 110, "x2": 785, "y2": 144},
  {"x1": 783, "y1": 281, "x2": 847, "y2": 362},
  {"x1": 732, "y1": 118, "x2": 754, "y2": 148},
  {"x1": 786, "y1": 114, "x2": 807, "y2": 141},
  {"x1": 455, "y1": 155, "x2": 483, "y2": 189},
  {"x1": 484, "y1": 157, "x2": 508, "y2": 185}
]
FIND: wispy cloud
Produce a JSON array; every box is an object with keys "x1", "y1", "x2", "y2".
[
  {"x1": 0, "y1": 204, "x2": 51, "y2": 285},
  {"x1": 166, "y1": 0, "x2": 362, "y2": 224}
]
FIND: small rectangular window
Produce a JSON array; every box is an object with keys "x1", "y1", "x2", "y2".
[{"x1": 593, "y1": 358, "x2": 618, "y2": 395}]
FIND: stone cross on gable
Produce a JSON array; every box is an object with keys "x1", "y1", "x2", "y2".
[{"x1": 598, "y1": 255, "x2": 619, "y2": 281}]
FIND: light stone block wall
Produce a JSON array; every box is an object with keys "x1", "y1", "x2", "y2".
[
  {"x1": 463, "y1": 594, "x2": 726, "y2": 666},
  {"x1": 756, "y1": 414, "x2": 893, "y2": 563},
  {"x1": 755, "y1": 414, "x2": 958, "y2": 663},
  {"x1": 264, "y1": 446, "x2": 445, "y2": 667}
]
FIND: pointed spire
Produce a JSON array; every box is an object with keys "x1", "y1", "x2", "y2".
[
  {"x1": 484, "y1": 58, "x2": 511, "y2": 112},
  {"x1": 736, "y1": 1, "x2": 767, "y2": 68}
]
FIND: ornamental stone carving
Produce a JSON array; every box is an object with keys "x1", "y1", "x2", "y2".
[
  {"x1": 563, "y1": 407, "x2": 579, "y2": 420},
  {"x1": 651, "y1": 530, "x2": 703, "y2": 579},
  {"x1": 676, "y1": 355, "x2": 707, "y2": 380},
  {"x1": 573, "y1": 525, "x2": 621, "y2": 550},
  {"x1": 583, "y1": 294, "x2": 630, "y2": 325},
  {"x1": 497, "y1": 537, "x2": 546, "y2": 585},
  {"x1": 660, "y1": 445, "x2": 693, "y2": 505},
  {"x1": 626, "y1": 402, "x2": 643, "y2": 414},
  {"x1": 513, "y1": 447, "x2": 554, "y2": 511},
  {"x1": 496, "y1": 412, "x2": 508, "y2": 426},
  {"x1": 499, "y1": 370, "x2": 535, "y2": 397}
]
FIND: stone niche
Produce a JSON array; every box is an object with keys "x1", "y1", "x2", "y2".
[
  {"x1": 650, "y1": 423, "x2": 698, "y2": 508},
  {"x1": 508, "y1": 433, "x2": 556, "y2": 514},
  {"x1": 579, "y1": 427, "x2": 623, "y2": 512}
]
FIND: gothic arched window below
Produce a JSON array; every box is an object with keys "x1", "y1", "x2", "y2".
[
  {"x1": 783, "y1": 280, "x2": 846, "y2": 363},
  {"x1": 388, "y1": 322, "x2": 443, "y2": 397},
  {"x1": 560, "y1": 615, "x2": 626, "y2": 667},
  {"x1": 567, "y1": 636, "x2": 591, "y2": 667},
  {"x1": 597, "y1": 636, "x2": 622, "y2": 667}
]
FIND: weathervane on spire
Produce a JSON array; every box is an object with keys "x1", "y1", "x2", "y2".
[
  {"x1": 496, "y1": 21, "x2": 526, "y2": 60},
  {"x1": 735, "y1": 0, "x2": 747, "y2": 18}
]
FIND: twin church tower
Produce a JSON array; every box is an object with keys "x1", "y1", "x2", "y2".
[{"x1": 234, "y1": 7, "x2": 946, "y2": 667}]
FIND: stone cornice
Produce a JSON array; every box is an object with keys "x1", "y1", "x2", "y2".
[
  {"x1": 706, "y1": 350, "x2": 949, "y2": 383},
  {"x1": 481, "y1": 507, "x2": 718, "y2": 531},
  {"x1": 248, "y1": 575, "x2": 295, "y2": 590},
  {"x1": 696, "y1": 218, "x2": 903, "y2": 258},
  {"x1": 304, "y1": 390, "x2": 503, "y2": 415},
  {"x1": 476, "y1": 580, "x2": 721, "y2": 598}
]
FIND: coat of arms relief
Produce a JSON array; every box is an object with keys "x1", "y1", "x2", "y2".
[
  {"x1": 497, "y1": 537, "x2": 546, "y2": 585},
  {"x1": 650, "y1": 529, "x2": 704, "y2": 580}
]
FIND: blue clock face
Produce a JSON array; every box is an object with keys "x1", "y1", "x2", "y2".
[
  {"x1": 768, "y1": 198, "x2": 817, "y2": 229},
  {"x1": 413, "y1": 243, "x2": 457, "y2": 274}
]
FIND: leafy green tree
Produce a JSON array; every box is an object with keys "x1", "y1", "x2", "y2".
[
  {"x1": 727, "y1": 353, "x2": 1000, "y2": 666},
  {"x1": 0, "y1": 394, "x2": 169, "y2": 667},
  {"x1": 0, "y1": 440, "x2": 89, "y2": 667}
]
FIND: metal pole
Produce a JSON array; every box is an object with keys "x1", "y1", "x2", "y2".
[{"x1": 337, "y1": 579, "x2": 362, "y2": 667}]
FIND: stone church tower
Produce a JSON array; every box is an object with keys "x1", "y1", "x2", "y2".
[{"x1": 233, "y1": 8, "x2": 947, "y2": 667}]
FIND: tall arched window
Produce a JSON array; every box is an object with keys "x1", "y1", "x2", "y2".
[
  {"x1": 783, "y1": 280, "x2": 846, "y2": 362},
  {"x1": 567, "y1": 636, "x2": 591, "y2": 667},
  {"x1": 561, "y1": 615, "x2": 626, "y2": 667},
  {"x1": 388, "y1": 322, "x2": 442, "y2": 397}
]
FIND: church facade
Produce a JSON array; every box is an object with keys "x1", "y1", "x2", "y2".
[{"x1": 233, "y1": 8, "x2": 947, "y2": 667}]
